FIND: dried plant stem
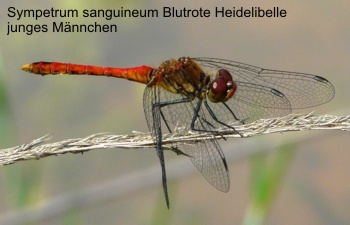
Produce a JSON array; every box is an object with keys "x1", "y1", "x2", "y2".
[{"x1": 0, "y1": 113, "x2": 349, "y2": 166}]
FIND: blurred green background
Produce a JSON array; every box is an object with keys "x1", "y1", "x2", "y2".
[{"x1": 1, "y1": 0, "x2": 349, "y2": 224}]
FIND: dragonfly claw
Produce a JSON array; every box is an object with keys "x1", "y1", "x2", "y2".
[{"x1": 171, "y1": 147, "x2": 193, "y2": 157}]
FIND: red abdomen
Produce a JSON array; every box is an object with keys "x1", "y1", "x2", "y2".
[{"x1": 21, "y1": 61, "x2": 154, "y2": 84}]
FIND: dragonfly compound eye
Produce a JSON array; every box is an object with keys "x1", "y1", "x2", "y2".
[
  {"x1": 207, "y1": 77, "x2": 235, "y2": 102},
  {"x1": 217, "y1": 69, "x2": 233, "y2": 82},
  {"x1": 211, "y1": 77, "x2": 226, "y2": 95},
  {"x1": 208, "y1": 69, "x2": 237, "y2": 103}
]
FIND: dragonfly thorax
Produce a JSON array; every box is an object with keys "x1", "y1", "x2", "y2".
[
  {"x1": 207, "y1": 69, "x2": 237, "y2": 103},
  {"x1": 151, "y1": 57, "x2": 207, "y2": 98}
]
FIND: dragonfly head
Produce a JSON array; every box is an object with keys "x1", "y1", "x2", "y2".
[{"x1": 207, "y1": 69, "x2": 237, "y2": 103}]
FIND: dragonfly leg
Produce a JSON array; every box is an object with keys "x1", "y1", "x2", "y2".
[
  {"x1": 158, "y1": 97, "x2": 194, "y2": 132},
  {"x1": 204, "y1": 100, "x2": 242, "y2": 137},
  {"x1": 189, "y1": 98, "x2": 218, "y2": 132},
  {"x1": 222, "y1": 102, "x2": 241, "y2": 122},
  {"x1": 187, "y1": 99, "x2": 242, "y2": 138},
  {"x1": 152, "y1": 96, "x2": 194, "y2": 208}
]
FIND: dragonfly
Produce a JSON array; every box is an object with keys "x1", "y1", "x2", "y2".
[{"x1": 21, "y1": 57, "x2": 335, "y2": 208}]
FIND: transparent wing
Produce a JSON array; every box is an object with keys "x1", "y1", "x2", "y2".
[
  {"x1": 202, "y1": 82, "x2": 292, "y2": 124},
  {"x1": 146, "y1": 85, "x2": 230, "y2": 192},
  {"x1": 143, "y1": 86, "x2": 170, "y2": 208},
  {"x1": 193, "y1": 57, "x2": 335, "y2": 109},
  {"x1": 183, "y1": 138, "x2": 230, "y2": 192}
]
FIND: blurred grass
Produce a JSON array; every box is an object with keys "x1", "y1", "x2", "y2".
[
  {"x1": 0, "y1": 53, "x2": 44, "y2": 214},
  {"x1": 0, "y1": 53, "x2": 16, "y2": 146},
  {"x1": 243, "y1": 144, "x2": 296, "y2": 225},
  {"x1": 63, "y1": 209, "x2": 80, "y2": 225},
  {"x1": 148, "y1": 144, "x2": 297, "y2": 225},
  {"x1": 150, "y1": 180, "x2": 179, "y2": 225}
]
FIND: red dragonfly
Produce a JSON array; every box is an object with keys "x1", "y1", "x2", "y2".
[{"x1": 21, "y1": 57, "x2": 335, "y2": 208}]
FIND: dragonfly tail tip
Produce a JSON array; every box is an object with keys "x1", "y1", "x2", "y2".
[{"x1": 20, "y1": 64, "x2": 31, "y2": 72}]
